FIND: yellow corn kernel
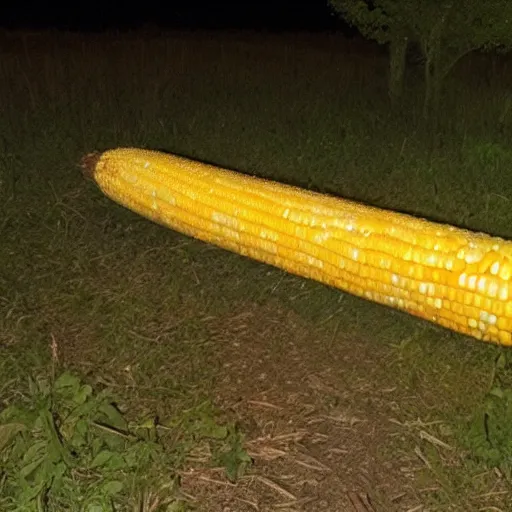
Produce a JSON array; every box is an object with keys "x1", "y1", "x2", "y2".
[{"x1": 82, "y1": 148, "x2": 512, "y2": 346}]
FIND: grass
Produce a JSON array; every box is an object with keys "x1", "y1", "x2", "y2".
[
  {"x1": 0, "y1": 370, "x2": 249, "y2": 510},
  {"x1": 1, "y1": 27, "x2": 512, "y2": 510}
]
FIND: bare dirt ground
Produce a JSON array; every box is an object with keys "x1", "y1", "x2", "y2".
[{"x1": 179, "y1": 300, "x2": 422, "y2": 512}]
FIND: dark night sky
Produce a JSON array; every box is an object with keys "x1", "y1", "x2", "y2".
[{"x1": 0, "y1": 1, "x2": 344, "y2": 31}]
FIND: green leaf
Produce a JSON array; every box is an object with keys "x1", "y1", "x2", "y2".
[
  {"x1": 489, "y1": 387, "x2": 504, "y2": 399},
  {"x1": 0, "y1": 422, "x2": 26, "y2": 452},
  {"x1": 97, "y1": 402, "x2": 127, "y2": 431},
  {"x1": 0, "y1": 405, "x2": 38, "y2": 427},
  {"x1": 68, "y1": 418, "x2": 89, "y2": 448},
  {"x1": 196, "y1": 416, "x2": 228, "y2": 440},
  {"x1": 101, "y1": 480, "x2": 123, "y2": 495},
  {"x1": 101, "y1": 451, "x2": 126, "y2": 471},
  {"x1": 84, "y1": 504, "x2": 106, "y2": 512},
  {"x1": 90, "y1": 450, "x2": 115, "y2": 469},
  {"x1": 167, "y1": 500, "x2": 190, "y2": 512},
  {"x1": 214, "y1": 428, "x2": 252, "y2": 482},
  {"x1": 217, "y1": 445, "x2": 252, "y2": 482},
  {"x1": 496, "y1": 352, "x2": 507, "y2": 370},
  {"x1": 91, "y1": 436, "x2": 105, "y2": 458},
  {"x1": 73, "y1": 384, "x2": 93, "y2": 405},
  {"x1": 54, "y1": 372, "x2": 81, "y2": 397},
  {"x1": 39, "y1": 408, "x2": 76, "y2": 467},
  {"x1": 22, "y1": 440, "x2": 47, "y2": 468},
  {"x1": 19, "y1": 454, "x2": 46, "y2": 480},
  {"x1": 139, "y1": 416, "x2": 157, "y2": 429},
  {"x1": 17, "y1": 476, "x2": 47, "y2": 503}
]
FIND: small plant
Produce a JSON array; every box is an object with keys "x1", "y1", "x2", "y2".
[
  {"x1": 0, "y1": 372, "x2": 251, "y2": 511},
  {"x1": 212, "y1": 425, "x2": 252, "y2": 483},
  {"x1": 163, "y1": 400, "x2": 252, "y2": 482},
  {"x1": 462, "y1": 353, "x2": 512, "y2": 476}
]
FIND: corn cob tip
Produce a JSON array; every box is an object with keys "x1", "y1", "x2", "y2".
[{"x1": 81, "y1": 152, "x2": 102, "y2": 180}]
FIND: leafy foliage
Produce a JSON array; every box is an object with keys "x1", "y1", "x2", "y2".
[
  {"x1": 0, "y1": 372, "x2": 251, "y2": 511},
  {"x1": 462, "y1": 353, "x2": 512, "y2": 475},
  {"x1": 331, "y1": 0, "x2": 512, "y2": 52},
  {"x1": 330, "y1": 0, "x2": 512, "y2": 121},
  {"x1": 212, "y1": 426, "x2": 252, "y2": 483},
  {"x1": 163, "y1": 400, "x2": 252, "y2": 481}
]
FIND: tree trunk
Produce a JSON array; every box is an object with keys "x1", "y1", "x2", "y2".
[
  {"x1": 423, "y1": 55, "x2": 433, "y2": 120},
  {"x1": 388, "y1": 36, "x2": 409, "y2": 104},
  {"x1": 423, "y1": 52, "x2": 443, "y2": 149},
  {"x1": 422, "y1": 34, "x2": 443, "y2": 119},
  {"x1": 431, "y1": 56, "x2": 442, "y2": 125}
]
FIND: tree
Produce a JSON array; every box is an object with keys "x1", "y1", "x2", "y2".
[
  {"x1": 330, "y1": 0, "x2": 512, "y2": 122},
  {"x1": 330, "y1": 1, "x2": 411, "y2": 104}
]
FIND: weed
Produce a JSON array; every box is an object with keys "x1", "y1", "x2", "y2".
[
  {"x1": 0, "y1": 371, "x2": 251, "y2": 511},
  {"x1": 462, "y1": 353, "x2": 512, "y2": 476}
]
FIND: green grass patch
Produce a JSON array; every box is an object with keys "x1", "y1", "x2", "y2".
[
  {"x1": 0, "y1": 370, "x2": 250, "y2": 511},
  {"x1": 462, "y1": 352, "x2": 512, "y2": 472}
]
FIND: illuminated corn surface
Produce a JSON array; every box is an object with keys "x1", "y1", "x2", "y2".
[{"x1": 82, "y1": 148, "x2": 512, "y2": 346}]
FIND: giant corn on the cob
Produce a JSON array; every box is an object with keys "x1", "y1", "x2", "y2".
[{"x1": 82, "y1": 148, "x2": 512, "y2": 346}]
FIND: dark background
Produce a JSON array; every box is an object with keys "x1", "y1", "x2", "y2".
[{"x1": 0, "y1": 1, "x2": 348, "y2": 31}]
